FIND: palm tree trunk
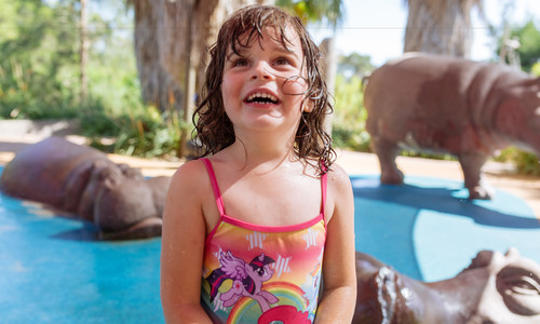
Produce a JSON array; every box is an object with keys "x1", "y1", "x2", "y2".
[{"x1": 404, "y1": 0, "x2": 482, "y2": 57}]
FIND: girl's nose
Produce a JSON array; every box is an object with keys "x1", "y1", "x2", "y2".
[{"x1": 251, "y1": 60, "x2": 272, "y2": 80}]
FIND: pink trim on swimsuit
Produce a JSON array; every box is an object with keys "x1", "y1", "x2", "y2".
[
  {"x1": 201, "y1": 158, "x2": 327, "y2": 242},
  {"x1": 221, "y1": 213, "x2": 324, "y2": 233},
  {"x1": 201, "y1": 158, "x2": 226, "y2": 216}
]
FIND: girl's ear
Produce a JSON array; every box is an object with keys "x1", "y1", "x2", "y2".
[{"x1": 303, "y1": 99, "x2": 314, "y2": 113}]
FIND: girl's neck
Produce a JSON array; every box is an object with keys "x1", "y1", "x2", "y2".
[{"x1": 227, "y1": 130, "x2": 298, "y2": 169}]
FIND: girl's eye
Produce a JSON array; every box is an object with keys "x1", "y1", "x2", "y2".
[
  {"x1": 275, "y1": 56, "x2": 291, "y2": 66},
  {"x1": 231, "y1": 58, "x2": 248, "y2": 67}
]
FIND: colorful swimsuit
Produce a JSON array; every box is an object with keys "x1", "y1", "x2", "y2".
[{"x1": 200, "y1": 158, "x2": 327, "y2": 324}]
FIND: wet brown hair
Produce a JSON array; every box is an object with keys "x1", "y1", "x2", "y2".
[{"x1": 193, "y1": 5, "x2": 335, "y2": 173}]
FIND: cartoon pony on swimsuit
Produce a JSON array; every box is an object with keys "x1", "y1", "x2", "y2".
[{"x1": 206, "y1": 251, "x2": 278, "y2": 312}]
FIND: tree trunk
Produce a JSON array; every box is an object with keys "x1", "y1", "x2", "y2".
[
  {"x1": 79, "y1": 0, "x2": 88, "y2": 104},
  {"x1": 132, "y1": 0, "x2": 177, "y2": 112},
  {"x1": 320, "y1": 37, "x2": 336, "y2": 135},
  {"x1": 404, "y1": 0, "x2": 482, "y2": 57},
  {"x1": 132, "y1": 0, "x2": 275, "y2": 157}
]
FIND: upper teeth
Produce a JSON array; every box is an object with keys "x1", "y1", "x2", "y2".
[{"x1": 247, "y1": 92, "x2": 278, "y2": 102}]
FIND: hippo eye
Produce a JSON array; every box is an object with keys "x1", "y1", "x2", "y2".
[
  {"x1": 499, "y1": 267, "x2": 540, "y2": 295},
  {"x1": 497, "y1": 266, "x2": 540, "y2": 315},
  {"x1": 507, "y1": 276, "x2": 540, "y2": 295}
]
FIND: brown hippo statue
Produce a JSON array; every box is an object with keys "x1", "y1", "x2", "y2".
[
  {"x1": 353, "y1": 249, "x2": 540, "y2": 323},
  {"x1": 0, "y1": 137, "x2": 171, "y2": 240},
  {"x1": 364, "y1": 53, "x2": 540, "y2": 199}
]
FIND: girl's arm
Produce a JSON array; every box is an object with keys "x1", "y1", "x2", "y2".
[
  {"x1": 160, "y1": 161, "x2": 213, "y2": 324},
  {"x1": 315, "y1": 165, "x2": 357, "y2": 324}
]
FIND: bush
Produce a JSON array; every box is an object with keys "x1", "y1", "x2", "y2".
[
  {"x1": 331, "y1": 74, "x2": 371, "y2": 151},
  {"x1": 494, "y1": 147, "x2": 540, "y2": 176},
  {"x1": 492, "y1": 61, "x2": 540, "y2": 176},
  {"x1": 81, "y1": 104, "x2": 182, "y2": 159}
]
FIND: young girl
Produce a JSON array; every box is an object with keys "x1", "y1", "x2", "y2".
[{"x1": 161, "y1": 5, "x2": 356, "y2": 323}]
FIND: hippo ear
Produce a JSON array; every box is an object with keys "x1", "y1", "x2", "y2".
[
  {"x1": 101, "y1": 166, "x2": 124, "y2": 187},
  {"x1": 63, "y1": 161, "x2": 95, "y2": 212},
  {"x1": 90, "y1": 160, "x2": 110, "y2": 181},
  {"x1": 463, "y1": 250, "x2": 494, "y2": 272},
  {"x1": 117, "y1": 163, "x2": 144, "y2": 180},
  {"x1": 504, "y1": 247, "x2": 520, "y2": 257}
]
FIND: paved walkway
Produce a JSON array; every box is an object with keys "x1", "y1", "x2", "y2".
[{"x1": 1, "y1": 135, "x2": 539, "y2": 217}]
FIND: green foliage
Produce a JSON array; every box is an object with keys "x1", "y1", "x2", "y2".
[
  {"x1": 497, "y1": 19, "x2": 540, "y2": 72},
  {"x1": 331, "y1": 74, "x2": 370, "y2": 151},
  {"x1": 511, "y1": 20, "x2": 540, "y2": 72},
  {"x1": 399, "y1": 150, "x2": 456, "y2": 161},
  {"x1": 86, "y1": 106, "x2": 180, "y2": 158},
  {"x1": 276, "y1": 0, "x2": 344, "y2": 28},
  {"x1": 532, "y1": 62, "x2": 540, "y2": 76},
  {"x1": 494, "y1": 147, "x2": 540, "y2": 177},
  {"x1": 337, "y1": 52, "x2": 374, "y2": 79},
  {"x1": 0, "y1": 0, "x2": 79, "y2": 119},
  {"x1": 77, "y1": 44, "x2": 181, "y2": 158},
  {"x1": 78, "y1": 100, "x2": 182, "y2": 159},
  {"x1": 0, "y1": 0, "x2": 180, "y2": 159}
]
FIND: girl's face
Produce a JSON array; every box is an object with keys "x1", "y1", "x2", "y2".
[{"x1": 220, "y1": 25, "x2": 310, "y2": 137}]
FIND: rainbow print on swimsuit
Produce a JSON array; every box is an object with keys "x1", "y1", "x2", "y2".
[{"x1": 200, "y1": 219, "x2": 326, "y2": 324}]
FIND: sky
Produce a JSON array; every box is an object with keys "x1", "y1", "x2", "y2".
[{"x1": 308, "y1": 0, "x2": 540, "y2": 66}]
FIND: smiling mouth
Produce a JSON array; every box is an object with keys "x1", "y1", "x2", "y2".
[{"x1": 244, "y1": 92, "x2": 280, "y2": 105}]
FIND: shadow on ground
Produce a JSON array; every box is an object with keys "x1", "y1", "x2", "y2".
[
  {"x1": 351, "y1": 176, "x2": 539, "y2": 229},
  {"x1": 50, "y1": 223, "x2": 100, "y2": 241}
]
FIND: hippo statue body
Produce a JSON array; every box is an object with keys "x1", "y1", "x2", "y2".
[
  {"x1": 364, "y1": 53, "x2": 540, "y2": 199},
  {"x1": 0, "y1": 137, "x2": 171, "y2": 239}
]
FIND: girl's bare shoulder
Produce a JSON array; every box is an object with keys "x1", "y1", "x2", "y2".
[
  {"x1": 324, "y1": 163, "x2": 354, "y2": 223},
  {"x1": 326, "y1": 163, "x2": 352, "y2": 192},
  {"x1": 168, "y1": 159, "x2": 209, "y2": 197}
]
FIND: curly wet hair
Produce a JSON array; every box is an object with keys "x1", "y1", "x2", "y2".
[{"x1": 192, "y1": 5, "x2": 335, "y2": 173}]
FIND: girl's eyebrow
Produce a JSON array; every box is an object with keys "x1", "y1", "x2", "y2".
[
  {"x1": 226, "y1": 50, "x2": 246, "y2": 61},
  {"x1": 225, "y1": 43, "x2": 300, "y2": 61},
  {"x1": 272, "y1": 46, "x2": 299, "y2": 59},
  {"x1": 262, "y1": 43, "x2": 301, "y2": 62}
]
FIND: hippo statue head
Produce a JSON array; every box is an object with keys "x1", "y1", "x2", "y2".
[
  {"x1": 494, "y1": 77, "x2": 540, "y2": 155},
  {"x1": 353, "y1": 249, "x2": 540, "y2": 323},
  {"x1": 78, "y1": 160, "x2": 165, "y2": 240}
]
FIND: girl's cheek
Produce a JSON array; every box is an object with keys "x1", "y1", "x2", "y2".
[{"x1": 282, "y1": 77, "x2": 308, "y2": 96}]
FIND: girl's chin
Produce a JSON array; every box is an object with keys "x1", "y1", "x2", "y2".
[{"x1": 235, "y1": 117, "x2": 292, "y2": 132}]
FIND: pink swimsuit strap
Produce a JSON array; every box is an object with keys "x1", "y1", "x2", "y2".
[
  {"x1": 200, "y1": 158, "x2": 327, "y2": 222},
  {"x1": 201, "y1": 158, "x2": 226, "y2": 216}
]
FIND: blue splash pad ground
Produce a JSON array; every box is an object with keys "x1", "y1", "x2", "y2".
[
  {"x1": 352, "y1": 174, "x2": 540, "y2": 282},
  {"x1": 1, "y1": 167, "x2": 539, "y2": 323},
  {"x1": 0, "y1": 168, "x2": 163, "y2": 323}
]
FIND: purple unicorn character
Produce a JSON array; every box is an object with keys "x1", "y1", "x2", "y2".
[{"x1": 206, "y1": 251, "x2": 278, "y2": 312}]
